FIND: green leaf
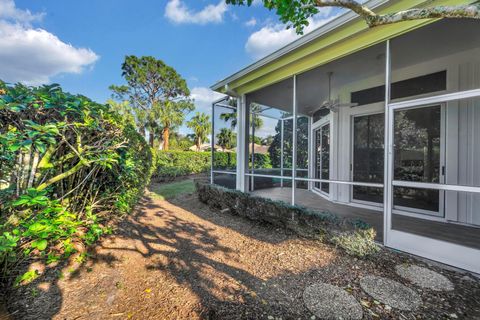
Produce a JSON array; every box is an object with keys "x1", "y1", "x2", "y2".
[{"x1": 31, "y1": 239, "x2": 48, "y2": 251}]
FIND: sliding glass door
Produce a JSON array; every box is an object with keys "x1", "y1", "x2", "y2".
[{"x1": 393, "y1": 104, "x2": 444, "y2": 216}]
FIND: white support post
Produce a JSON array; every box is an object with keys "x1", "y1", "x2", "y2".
[
  {"x1": 292, "y1": 75, "x2": 297, "y2": 207},
  {"x1": 236, "y1": 95, "x2": 247, "y2": 191},
  {"x1": 307, "y1": 116, "x2": 313, "y2": 190},
  {"x1": 383, "y1": 40, "x2": 393, "y2": 246},
  {"x1": 280, "y1": 119, "x2": 284, "y2": 187},
  {"x1": 211, "y1": 102, "x2": 215, "y2": 185}
]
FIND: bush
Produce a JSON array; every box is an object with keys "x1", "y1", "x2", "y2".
[
  {"x1": 195, "y1": 180, "x2": 379, "y2": 258},
  {"x1": 331, "y1": 229, "x2": 380, "y2": 257},
  {"x1": 0, "y1": 82, "x2": 153, "y2": 280},
  {"x1": 153, "y1": 151, "x2": 210, "y2": 181},
  {"x1": 153, "y1": 150, "x2": 272, "y2": 181}
]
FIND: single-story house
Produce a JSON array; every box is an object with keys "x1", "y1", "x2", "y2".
[{"x1": 210, "y1": 0, "x2": 480, "y2": 274}]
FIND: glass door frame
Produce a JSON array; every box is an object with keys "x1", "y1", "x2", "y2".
[
  {"x1": 390, "y1": 103, "x2": 446, "y2": 219},
  {"x1": 312, "y1": 116, "x2": 330, "y2": 198}
]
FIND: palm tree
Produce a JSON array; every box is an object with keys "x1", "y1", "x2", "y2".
[
  {"x1": 155, "y1": 100, "x2": 194, "y2": 150},
  {"x1": 219, "y1": 102, "x2": 263, "y2": 130},
  {"x1": 187, "y1": 112, "x2": 211, "y2": 151},
  {"x1": 216, "y1": 128, "x2": 236, "y2": 151}
]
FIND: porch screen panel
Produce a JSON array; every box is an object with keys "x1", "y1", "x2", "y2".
[
  {"x1": 212, "y1": 98, "x2": 237, "y2": 188},
  {"x1": 388, "y1": 19, "x2": 480, "y2": 261},
  {"x1": 390, "y1": 96, "x2": 480, "y2": 236},
  {"x1": 295, "y1": 115, "x2": 309, "y2": 189},
  {"x1": 245, "y1": 81, "x2": 293, "y2": 192}
]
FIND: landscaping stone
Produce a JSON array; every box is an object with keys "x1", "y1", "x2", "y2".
[
  {"x1": 360, "y1": 275, "x2": 421, "y2": 311},
  {"x1": 396, "y1": 264, "x2": 454, "y2": 291},
  {"x1": 303, "y1": 283, "x2": 363, "y2": 320}
]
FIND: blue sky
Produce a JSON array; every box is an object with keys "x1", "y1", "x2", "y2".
[{"x1": 0, "y1": 0, "x2": 338, "y2": 135}]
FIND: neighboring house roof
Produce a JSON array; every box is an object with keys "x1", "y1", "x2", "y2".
[
  {"x1": 211, "y1": 0, "x2": 472, "y2": 96},
  {"x1": 250, "y1": 143, "x2": 269, "y2": 155}
]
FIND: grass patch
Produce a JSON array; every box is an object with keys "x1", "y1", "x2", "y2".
[{"x1": 149, "y1": 179, "x2": 195, "y2": 200}]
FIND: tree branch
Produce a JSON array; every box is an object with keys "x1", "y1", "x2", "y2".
[
  {"x1": 314, "y1": 0, "x2": 376, "y2": 19},
  {"x1": 369, "y1": 4, "x2": 480, "y2": 27},
  {"x1": 312, "y1": 0, "x2": 480, "y2": 28}
]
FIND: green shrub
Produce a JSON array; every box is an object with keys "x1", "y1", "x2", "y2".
[
  {"x1": 195, "y1": 180, "x2": 379, "y2": 258},
  {"x1": 153, "y1": 149, "x2": 272, "y2": 181},
  {"x1": 332, "y1": 229, "x2": 380, "y2": 257},
  {"x1": 0, "y1": 82, "x2": 152, "y2": 279},
  {"x1": 153, "y1": 150, "x2": 210, "y2": 180}
]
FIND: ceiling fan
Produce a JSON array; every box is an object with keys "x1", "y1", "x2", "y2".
[{"x1": 319, "y1": 72, "x2": 358, "y2": 112}]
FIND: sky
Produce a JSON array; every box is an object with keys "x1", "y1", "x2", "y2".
[{"x1": 0, "y1": 0, "x2": 340, "y2": 135}]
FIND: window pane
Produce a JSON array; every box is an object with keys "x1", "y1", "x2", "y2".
[{"x1": 352, "y1": 113, "x2": 384, "y2": 203}]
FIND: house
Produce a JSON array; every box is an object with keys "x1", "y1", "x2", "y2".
[{"x1": 210, "y1": 0, "x2": 480, "y2": 274}]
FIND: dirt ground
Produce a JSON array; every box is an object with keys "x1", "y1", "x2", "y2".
[{"x1": 4, "y1": 183, "x2": 480, "y2": 319}]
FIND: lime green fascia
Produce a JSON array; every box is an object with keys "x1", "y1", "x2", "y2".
[{"x1": 223, "y1": 0, "x2": 470, "y2": 95}]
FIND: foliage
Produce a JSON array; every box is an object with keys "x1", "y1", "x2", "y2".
[
  {"x1": 187, "y1": 112, "x2": 211, "y2": 151},
  {"x1": 216, "y1": 128, "x2": 236, "y2": 151},
  {"x1": 110, "y1": 55, "x2": 194, "y2": 150},
  {"x1": 226, "y1": 0, "x2": 480, "y2": 33},
  {"x1": 332, "y1": 229, "x2": 380, "y2": 257},
  {"x1": 268, "y1": 116, "x2": 309, "y2": 169},
  {"x1": 153, "y1": 151, "x2": 210, "y2": 181},
  {"x1": 169, "y1": 132, "x2": 194, "y2": 151},
  {"x1": 149, "y1": 180, "x2": 195, "y2": 200},
  {"x1": 153, "y1": 150, "x2": 272, "y2": 181},
  {"x1": 196, "y1": 180, "x2": 379, "y2": 258},
  {"x1": 219, "y1": 102, "x2": 263, "y2": 130},
  {"x1": 0, "y1": 82, "x2": 152, "y2": 280}
]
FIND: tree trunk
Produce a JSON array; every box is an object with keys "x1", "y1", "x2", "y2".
[
  {"x1": 163, "y1": 127, "x2": 170, "y2": 151},
  {"x1": 149, "y1": 132, "x2": 154, "y2": 148},
  {"x1": 196, "y1": 138, "x2": 201, "y2": 152}
]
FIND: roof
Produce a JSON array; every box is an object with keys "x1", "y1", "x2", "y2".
[{"x1": 211, "y1": 0, "x2": 470, "y2": 96}]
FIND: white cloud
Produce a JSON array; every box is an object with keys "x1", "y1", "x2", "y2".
[
  {"x1": 0, "y1": 0, "x2": 99, "y2": 85},
  {"x1": 0, "y1": 0, "x2": 44, "y2": 24},
  {"x1": 165, "y1": 0, "x2": 227, "y2": 25},
  {"x1": 245, "y1": 8, "x2": 338, "y2": 59},
  {"x1": 245, "y1": 17, "x2": 257, "y2": 27},
  {"x1": 191, "y1": 87, "x2": 225, "y2": 113}
]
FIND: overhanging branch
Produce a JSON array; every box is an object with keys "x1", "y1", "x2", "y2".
[{"x1": 312, "y1": 0, "x2": 480, "y2": 27}]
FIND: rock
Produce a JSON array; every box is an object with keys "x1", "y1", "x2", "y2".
[
  {"x1": 396, "y1": 264, "x2": 454, "y2": 291},
  {"x1": 360, "y1": 275, "x2": 421, "y2": 311},
  {"x1": 303, "y1": 283, "x2": 363, "y2": 320}
]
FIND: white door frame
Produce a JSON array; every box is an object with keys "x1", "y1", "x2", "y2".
[{"x1": 312, "y1": 118, "x2": 331, "y2": 198}]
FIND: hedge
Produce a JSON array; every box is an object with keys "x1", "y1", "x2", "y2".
[
  {"x1": 0, "y1": 82, "x2": 153, "y2": 283},
  {"x1": 195, "y1": 180, "x2": 379, "y2": 258},
  {"x1": 153, "y1": 150, "x2": 272, "y2": 180}
]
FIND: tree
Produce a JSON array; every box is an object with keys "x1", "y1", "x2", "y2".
[
  {"x1": 110, "y1": 56, "x2": 194, "y2": 149},
  {"x1": 217, "y1": 128, "x2": 237, "y2": 151},
  {"x1": 220, "y1": 102, "x2": 263, "y2": 130},
  {"x1": 187, "y1": 112, "x2": 211, "y2": 151},
  {"x1": 226, "y1": 0, "x2": 480, "y2": 34}
]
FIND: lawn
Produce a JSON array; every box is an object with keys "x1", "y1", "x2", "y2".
[{"x1": 149, "y1": 179, "x2": 196, "y2": 200}]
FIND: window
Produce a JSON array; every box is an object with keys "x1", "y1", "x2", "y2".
[{"x1": 351, "y1": 71, "x2": 447, "y2": 106}]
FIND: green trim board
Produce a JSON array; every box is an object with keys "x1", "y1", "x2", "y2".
[{"x1": 213, "y1": 0, "x2": 473, "y2": 96}]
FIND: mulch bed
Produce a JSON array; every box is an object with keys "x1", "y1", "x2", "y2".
[{"x1": 4, "y1": 183, "x2": 480, "y2": 319}]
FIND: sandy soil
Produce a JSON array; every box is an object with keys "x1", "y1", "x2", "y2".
[{"x1": 5, "y1": 185, "x2": 480, "y2": 319}]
